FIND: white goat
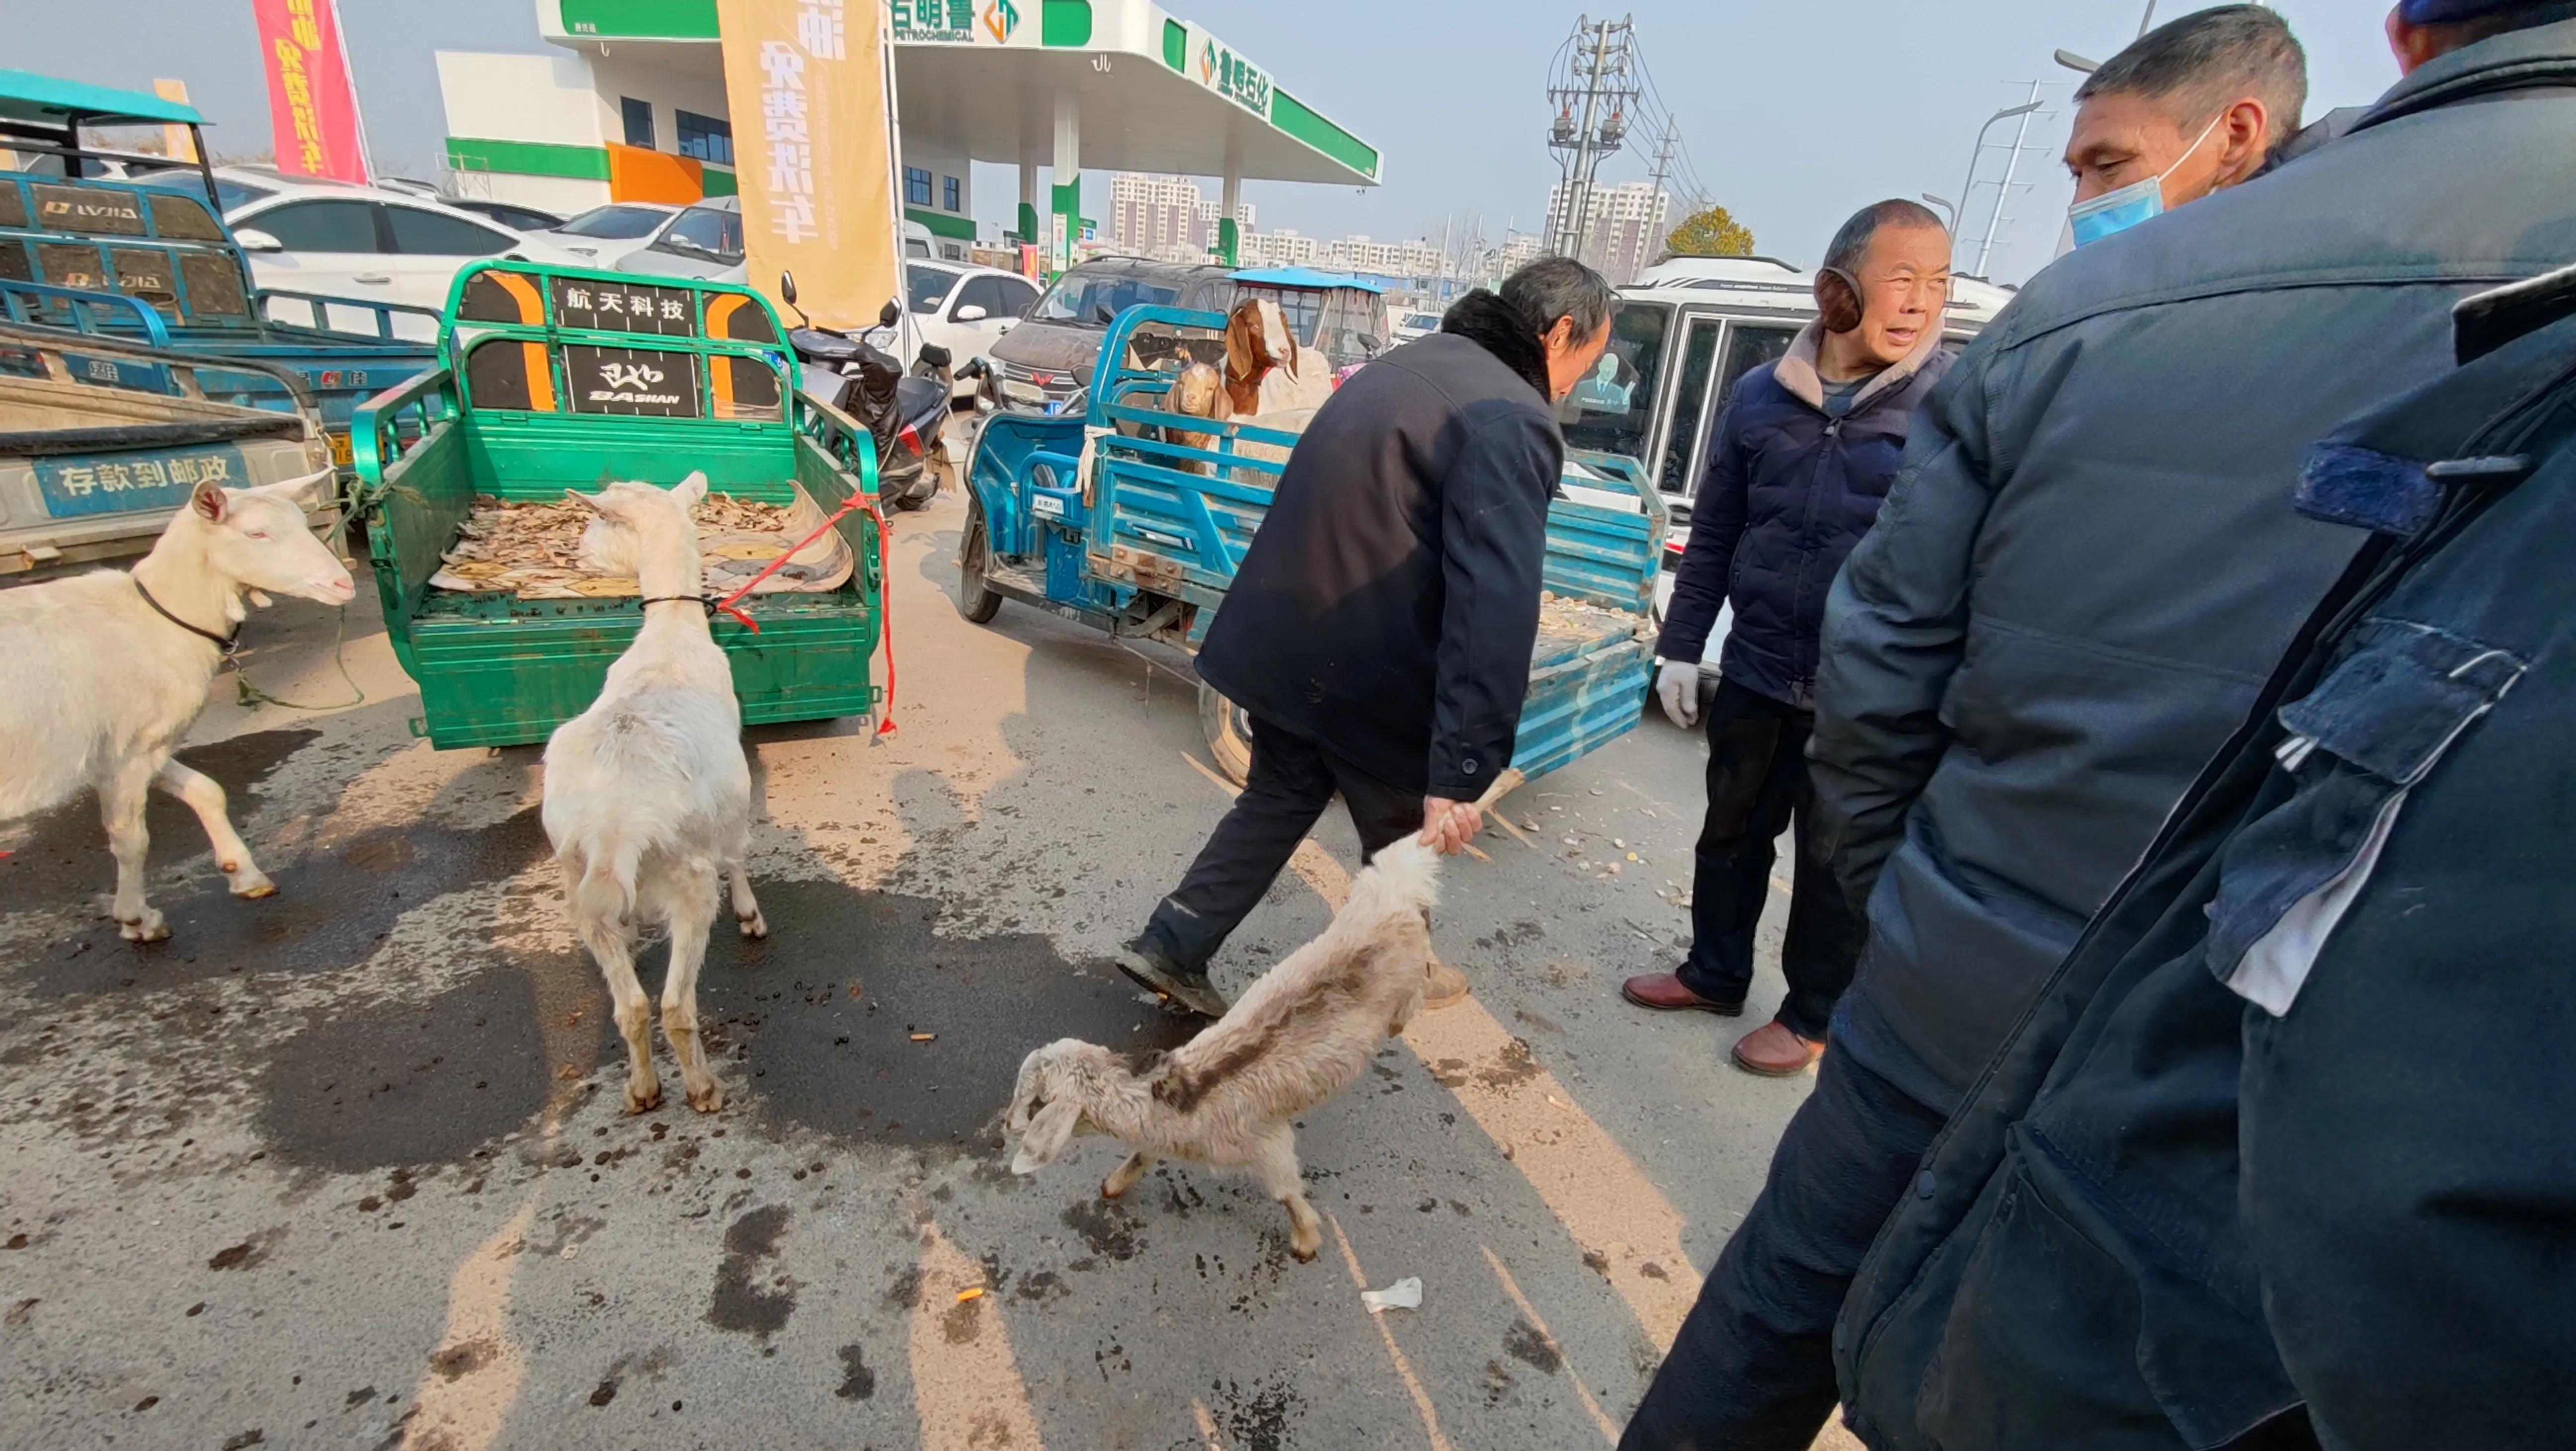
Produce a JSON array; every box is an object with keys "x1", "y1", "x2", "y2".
[
  {"x1": 541, "y1": 473, "x2": 766, "y2": 1116},
  {"x1": 0, "y1": 473, "x2": 353, "y2": 940},
  {"x1": 1007, "y1": 839, "x2": 1440, "y2": 1262}
]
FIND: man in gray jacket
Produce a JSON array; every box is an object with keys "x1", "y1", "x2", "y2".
[{"x1": 1622, "y1": 5, "x2": 2576, "y2": 1449}]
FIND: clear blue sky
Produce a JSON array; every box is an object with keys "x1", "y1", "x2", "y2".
[{"x1": 16, "y1": 1, "x2": 2402, "y2": 284}]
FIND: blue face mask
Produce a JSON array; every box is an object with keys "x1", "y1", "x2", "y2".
[{"x1": 2066, "y1": 111, "x2": 2226, "y2": 248}]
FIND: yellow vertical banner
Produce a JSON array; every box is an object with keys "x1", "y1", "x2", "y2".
[
  {"x1": 153, "y1": 80, "x2": 199, "y2": 162},
  {"x1": 716, "y1": 0, "x2": 900, "y2": 330}
]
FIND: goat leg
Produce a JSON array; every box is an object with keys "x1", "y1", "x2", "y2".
[
  {"x1": 155, "y1": 761, "x2": 273, "y2": 898},
  {"x1": 660, "y1": 888, "x2": 724, "y2": 1113},
  {"x1": 728, "y1": 860, "x2": 767, "y2": 941},
  {"x1": 571, "y1": 878, "x2": 661, "y2": 1114},
  {"x1": 100, "y1": 762, "x2": 167, "y2": 942},
  {"x1": 1102, "y1": 1151, "x2": 1153, "y2": 1201},
  {"x1": 1249, "y1": 1128, "x2": 1322, "y2": 1263}
]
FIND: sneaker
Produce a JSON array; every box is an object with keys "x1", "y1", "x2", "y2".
[
  {"x1": 1619, "y1": 971, "x2": 1747, "y2": 1016},
  {"x1": 1115, "y1": 939, "x2": 1231, "y2": 1018}
]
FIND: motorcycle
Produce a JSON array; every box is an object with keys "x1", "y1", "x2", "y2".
[{"x1": 779, "y1": 275, "x2": 961, "y2": 513}]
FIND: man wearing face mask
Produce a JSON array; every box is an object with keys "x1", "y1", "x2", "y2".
[
  {"x1": 2061, "y1": 5, "x2": 2304, "y2": 246},
  {"x1": 1622, "y1": 2, "x2": 2576, "y2": 1448},
  {"x1": 1115, "y1": 258, "x2": 1614, "y2": 1019},
  {"x1": 1621, "y1": 200, "x2": 1955, "y2": 1079}
]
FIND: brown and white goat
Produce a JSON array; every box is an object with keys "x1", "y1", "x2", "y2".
[{"x1": 1006, "y1": 839, "x2": 1440, "y2": 1262}]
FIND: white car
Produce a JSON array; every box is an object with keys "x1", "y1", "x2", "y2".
[
  {"x1": 147, "y1": 166, "x2": 578, "y2": 337},
  {"x1": 618, "y1": 197, "x2": 744, "y2": 282},
  {"x1": 525, "y1": 201, "x2": 683, "y2": 271},
  {"x1": 1389, "y1": 306, "x2": 1442, "y2": 345},
  {"x1": 901, "y1": 259, "x2": 1040, "y2": 394}
]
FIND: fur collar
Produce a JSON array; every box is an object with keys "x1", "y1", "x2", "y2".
[
  {"x1": 1438, "y1": 289, "x2": 1552, "y2": 400},
  {"x1": 1771, "y1": 319, "x2": 1948, "y2": 415}
]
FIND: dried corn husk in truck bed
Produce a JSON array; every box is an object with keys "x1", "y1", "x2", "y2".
[
  {"x1": 1535, "y1": 589, "x2": 1648, "y2": 642},
  {"x1": 428, "y1": 487, "x2": 853, "y2": 600}
]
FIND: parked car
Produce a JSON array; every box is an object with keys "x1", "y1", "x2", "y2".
[
  {"x1": 983, "y1": 257, "x2": 1236, "y2": 413},
  {"x1": 618, "y1": 196, "x2": 744, "y2": 282},
  {"x1": 521, "y1": 201, "x2": 683, "y2": 270},
  {"x1": 1388, "y1": 304, "x2": 1442, "y2": 345},
  {"x1": 136, "y1": 165, "x2": 578, "y2": 338},
  {"x1": 902, "y1": 260, "x2": 1039, "y2": 397},
  {"x1": 446, "y1": 197, "x2": 566, "y2": 233}
]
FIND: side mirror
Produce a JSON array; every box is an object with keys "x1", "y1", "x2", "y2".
[
  {"x1": 234, "y1": 227, "x2": 284, "y2": 253},
  {"x1": 779, "y1": 270, "x2": 798, "y2": 305},
  {"x1": 879, "y1": 299, "x2": 902, "y2": 327},
  {"x1": 1358, "y1": 333, "x2": 1382, "y2": 352},
  {"x1": 954, "y1": 304, "x2": 988, "y2": 323}
]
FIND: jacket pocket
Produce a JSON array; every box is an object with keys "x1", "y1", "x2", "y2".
[{"x1": 2206, "y1": 620, "x2": 2524, "y2": 1015}]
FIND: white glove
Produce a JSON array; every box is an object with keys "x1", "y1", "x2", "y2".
[{"x1": 1656, "y1": 659, "x2": 1701, "y2": 729}]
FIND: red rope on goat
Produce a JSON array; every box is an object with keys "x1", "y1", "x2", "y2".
[{"x1": 707, "y1": 487, "x2": 897, "y2": 736}]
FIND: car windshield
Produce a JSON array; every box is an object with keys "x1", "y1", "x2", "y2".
[
  {"x1": 132, "y1": 168, "x2": 274, "y2": 213},
  {"x1": 1558, "y1": 300, "x2": 1670, "y2": 459},
  {"x1": 556, "y1": 204, "x2": 670, "y2": 240},
  {"x1": 655, "y1": 206, "x2": 743, "y2": 261},
  {"x1": 1031, "y1": 272, "x2": 1182, "y2": 326},
  {"x1": 907, "y1": 264, "x2": 962, "y2": 313}
]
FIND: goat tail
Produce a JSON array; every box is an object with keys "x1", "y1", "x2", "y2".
[
  {"x1": 570, "y1": 837, "x2": 644, "y2": 932},
  {"x1": 1354, "y1": 837, "x2": 1441, "y2": 922}
]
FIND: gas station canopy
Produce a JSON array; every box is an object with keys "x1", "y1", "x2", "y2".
[{"x1": 535, "y1": 0, "x2": 1380, "y2": 187}]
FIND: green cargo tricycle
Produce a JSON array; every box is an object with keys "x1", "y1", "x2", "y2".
[{"x1": 351, "y1": 260, "x2": 887, "y2": 748}]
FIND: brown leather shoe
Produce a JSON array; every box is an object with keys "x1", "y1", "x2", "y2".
[
  {"x1": 1731, "y1": 1020, "x2": 1825, "y2": 1077},
  {"x1": 1620, "y1": 972, "x2": 1747, "y2": 1016}
]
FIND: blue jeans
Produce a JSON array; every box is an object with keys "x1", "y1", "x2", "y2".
[{"x1": 1621, "y1": 1041, "x2": 1946, "y2": 1451}]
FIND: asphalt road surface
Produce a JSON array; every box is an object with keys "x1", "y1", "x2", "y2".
[{"x1": 0, "y1": 485, "x2": 1857, "y2": 1451}]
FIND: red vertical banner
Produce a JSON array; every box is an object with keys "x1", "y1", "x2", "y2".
[{"x1": 252, "y1": 0, "x2": 372, "y2": 184}]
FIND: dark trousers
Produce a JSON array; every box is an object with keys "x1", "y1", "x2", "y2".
[
  {"x1": 1680, "y1": 678, "x2": 1865, "y2": 1041},
  {"x1": 1140, "y1": 714, "x2": 1423, "y2": 971},
  {"x1": 1621, "y1": 1046, "x2": 1948, "y2": 1451}
]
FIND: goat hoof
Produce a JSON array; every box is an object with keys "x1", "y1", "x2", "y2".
[
  {"x1": 1100, "y1": 1177, "x2": 1126, "y2": 1201},
  {"x1": 1289, "y1": 1241, "x2": 1320, "y2": 1265},
  {"x1": 625, "y1": 1080, "x2": 663, "y2": 1115},
  {"x1": 119, "y1": 911, "x2": 169, "y2": 943},
  {"x1": 737, "y1": 912, "x2": 768, "y2": 940},
  {"x1": 230, "y1": 873, "x2": 277, "y2": 900},
  {"x1": 686, "y1": 1081, "x2": 725, "y2": 1114}
]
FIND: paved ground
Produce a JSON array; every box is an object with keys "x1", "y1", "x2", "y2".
[{"x1": 0, "y1": 485, "x2": 1855, "y2": 1451}]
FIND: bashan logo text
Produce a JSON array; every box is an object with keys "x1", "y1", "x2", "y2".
[{"x1": 589, "y1": 361, "x2": 682, "y2": 406}]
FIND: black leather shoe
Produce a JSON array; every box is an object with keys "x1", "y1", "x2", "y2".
[{"x1": 1114, "y1": 939, "x2": 1230, "y2": 1018}]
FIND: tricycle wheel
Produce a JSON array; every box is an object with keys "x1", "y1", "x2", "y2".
[
  {"x1": 1198, "y1": 683, "x2": 1254, "y2": 786},
  {"x1": 957, "y1": 495, "x2": 1004, "y2": 624}
]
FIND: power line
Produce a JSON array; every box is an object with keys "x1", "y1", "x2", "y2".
[{"x1": 1543, "y1": 13, "x2": 1639, "y2": 262}]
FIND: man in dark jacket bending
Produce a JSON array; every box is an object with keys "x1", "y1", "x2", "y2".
[
  {"x1": 1116, "y1": 258, "x2": 1614, "y2": 1017},
  {"x1": 1619, "y1": 199, "x2": 1955, "y2": 1078}
]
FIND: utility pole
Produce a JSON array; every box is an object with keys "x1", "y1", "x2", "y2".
[
  {"x1": 1973, "y1": 80, "x2": 2044, "y2": 278},
  {"x1": 1645, "y1": 116, "x2": 1681, "y2": 262},
  {"x1": 1544, "y1": 14, "x2": 1637, "y2": 262}
]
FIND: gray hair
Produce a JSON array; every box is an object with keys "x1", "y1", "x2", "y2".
[
  {"x1": 1822, "y1": 199, "x2": 1949, "y2": 278},
  {"x1": 1501, "y1": 256, "x2": 1614, "y2": 340},
  {"x1": 2077, "y1": 5, "x2": 2308, "y2": 151}
]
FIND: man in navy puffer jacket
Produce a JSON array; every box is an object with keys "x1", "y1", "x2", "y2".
[{"x1": 1620, "y1": 199, "x2": 1956, "y2": 1077}]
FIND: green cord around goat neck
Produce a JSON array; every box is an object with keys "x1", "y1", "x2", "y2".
[{"x1": 231, "y1": 605, "x2": 367, "y2": 712}]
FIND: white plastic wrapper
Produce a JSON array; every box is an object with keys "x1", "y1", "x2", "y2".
[{"x1": 1361, "y1": 1277, "x2": 1424, "y2": 1314}]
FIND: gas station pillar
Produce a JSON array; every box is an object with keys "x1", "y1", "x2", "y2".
[
  {"x1": 1218, "y1": 166, "x2": 1242, "y2": 266},
  {"x1": 1050, "y1": 91, "x2": 1081, "y2": 271}
]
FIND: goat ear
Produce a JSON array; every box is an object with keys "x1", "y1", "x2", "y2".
[
  {"x1": 189, "y1": 481, "x2": 227, "y2": 523},
  {"x1": 264, "y1": 467, "x2": 333, "y2": 510},
  {"x1": 564, "y1": 488, "x2": 609, "y2": 514},
  {"x1": 672, "y1": 471, "x2": 710, "y2": 509},
  {"x1": 1011, "y1": 1100, "x2": 1081, "y2": 1175}
]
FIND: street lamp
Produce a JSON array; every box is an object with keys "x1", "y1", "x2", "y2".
[
  {"x1": 2054, "y1": 48, "x2": 2100, "y2": 74},
  {"x1": 1921, "y1": 193, "x2": 1957, "y2": 230},
  {"x1": 1954, "y1": 99, "x2": 2046, "y2": 266}
]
